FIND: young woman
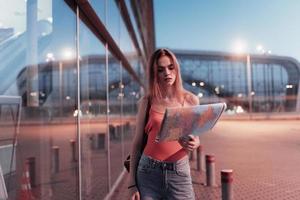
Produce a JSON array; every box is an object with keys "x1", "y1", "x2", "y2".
[{"x1": 128, "y1": 48, "x2": 200, "y2": 200}]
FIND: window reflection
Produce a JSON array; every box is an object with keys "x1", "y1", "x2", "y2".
[
  {"x1": 79, "y1": 19, "x2": 108, "y2": 199},
  {"x1": 0, "y1": 0, "x2": 79, "y2": 199}
]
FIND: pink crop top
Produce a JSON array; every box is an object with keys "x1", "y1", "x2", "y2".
[{"x1": 143, "y1": 106, "x2": 187, "y2": 161}]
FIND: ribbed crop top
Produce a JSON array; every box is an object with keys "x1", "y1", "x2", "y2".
[{"x1": 143, "y1": 106, "x2": 187, "y2": 161}]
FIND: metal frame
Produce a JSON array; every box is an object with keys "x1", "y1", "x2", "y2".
[
  {"x1": 0, "y1": 95, "x2": 22, "y2": 194},
  {"x1": 115, "y1": 0, "x2": 147, "y2": 69},
  {"x1": 130, "y1": 0, "x2": 156, "y2": 58},
  {"x1": 64, "y1": 0, "x2": 145, "y2": 88}
]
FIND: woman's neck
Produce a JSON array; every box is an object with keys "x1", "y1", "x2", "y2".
[{"x1": 161, "y1": 86, "x2": 175, "y2": 99}]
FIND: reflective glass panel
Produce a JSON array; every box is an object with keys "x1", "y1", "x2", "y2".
[
  {"x1": 0, "y1": 0, "x2": 78, "y2": 199},
  {"x1": 79, "y1": 19, "x2": 108, "y2": 199}
]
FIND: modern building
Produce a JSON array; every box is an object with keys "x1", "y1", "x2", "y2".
[{"x1": 175, "y1": 50, "x2": 300, "y2": 113}]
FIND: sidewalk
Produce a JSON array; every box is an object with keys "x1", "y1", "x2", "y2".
[{"x1": 112, "y1": 120, "x2": 300, "y2": 200}]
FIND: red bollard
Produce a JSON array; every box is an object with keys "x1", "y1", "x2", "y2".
[
  {"x1": 221, "y1": 169, "x2": 233, "y2": 200},
  {"x1": 205, "y1": 155, "x2": 216, "y2": 187},
  {"x1": 70, "y1": 139, "x2": 76, "y2": 162},
  {"x1": 52, "y1": 146, "x2": 59, "y2": 173},
  {"x1": 196, "y1": 145, "x2": 203, "y2": 171},
  {"x1": 189, "y1": 150, "x2": 195, "y2": 161}
]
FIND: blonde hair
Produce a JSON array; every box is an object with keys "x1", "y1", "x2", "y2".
[{"x1": 147, "y1": 48, "x2": 185, "y2": 102}]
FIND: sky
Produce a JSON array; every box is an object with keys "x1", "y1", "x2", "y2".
[
  {"x1": 154, "y1": 0, "x2": 300, "y2": 61},
  {"x1": 0, "y1": 0, "x2": 52, "y2": 32}
]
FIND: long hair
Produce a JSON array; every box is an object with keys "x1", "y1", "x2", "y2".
[{"x1": 147, "y1": 48, "x2": 185, "y2": 102}]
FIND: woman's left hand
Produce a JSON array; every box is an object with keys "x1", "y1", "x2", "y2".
[{"x1": 178, "y1": 135, "x2": 200, "y2": 151}]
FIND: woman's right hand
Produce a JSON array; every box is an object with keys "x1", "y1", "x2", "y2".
[
  {"x1": 129, "y1": 186, "x2": 140, "y2": 200},
  {"x1": 178, "y1": 134, "x2": 200, "y2": 151}
]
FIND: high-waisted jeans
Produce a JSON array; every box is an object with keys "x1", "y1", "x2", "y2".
[{"x1": 137, "y1": 154, "x2": 195, "y2": 200}]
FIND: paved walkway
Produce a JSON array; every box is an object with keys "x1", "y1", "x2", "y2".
[{"x1": 112, "y1": 120, "x2": 300, "y2": 200}]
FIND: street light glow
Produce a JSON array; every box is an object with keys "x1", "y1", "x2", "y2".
[
  {"x1": 236, "y1": 106, "x2": 244, "y2": 113},
  {"x1": 215, "y1": 87, "x2": 220, "y2": 94},
  {"x1": 47, "y1": 17, "x2": 53, "y2": 23},
  {"x1": 30, "y1": 92, "x2": 37, "y2": 97},
  {"x1": 256, "y1": 44, "x2": 272, "y2": 55},
  {"x1": 197, "y1": 93, "x2": 203, "y2": 98},
  {"x1": 62, "y1": 48, "x2": 73, "y2": 59},
  {"x1": 232, "y1": 39, "x2": 247, "y2": 54},
  {"x1": 256, "y1": 45, "x2": 263, "y2": 52},
  {"x1": 46, "y1": 52, "x2": 54, "y2": 59}
]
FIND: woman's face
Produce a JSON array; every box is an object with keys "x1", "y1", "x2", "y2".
[{"x1": 157, "y1": 55, "x2": 176, "y2": 87}]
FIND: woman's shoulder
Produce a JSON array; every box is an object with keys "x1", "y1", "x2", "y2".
[
  {"x1": 137, "y1": 95, "x2": 150, "y2": 106},
  {"x1": 136, "y1": 95, "x2": 151, "y2": 115},
  {"x1": 183, "y1": 90, "x2": 199, "y2": 106}
]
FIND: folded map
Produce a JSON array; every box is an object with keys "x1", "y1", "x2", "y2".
[{"x1": 155, "y1": 103, "x2": 226, "y2": 142}]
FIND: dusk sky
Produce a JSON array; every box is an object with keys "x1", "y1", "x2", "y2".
[{"x1": 154, "y1": 0, "x2": 300, "y2": 61}]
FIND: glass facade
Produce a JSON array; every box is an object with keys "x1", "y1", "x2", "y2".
[
  {"x1": 125, "y1": 0, "x2": 145, "y2": 59},
  {"x1": 176, "y1": 51, "x2": 300, "y2": 114},
  {"x1": 0, "y1": 0, "x2": 153, "y2": 199}
]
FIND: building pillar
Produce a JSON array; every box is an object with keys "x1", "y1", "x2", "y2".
[{"x1": 26, "y1": 0, "x2": 39, "y2": 107}]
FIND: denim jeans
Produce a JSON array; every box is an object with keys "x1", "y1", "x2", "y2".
[{"x1": 137, "y1": 154, "x2": 195, "y2": 200}]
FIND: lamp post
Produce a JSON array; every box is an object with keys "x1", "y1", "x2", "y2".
[
  {"x1": 246, "y1": 54, "x2": 253, "y2": 118},
  {"x1": 232, "y1": 39, "x2": 253, "y2": 116}
]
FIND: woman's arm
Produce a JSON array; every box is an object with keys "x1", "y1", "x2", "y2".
[
  {"x1": 128, "y1": 96, "x2": 149, "y2": 186},
  {"x1": 178, "y1": 92, "x2": 200, "y2": 151}
]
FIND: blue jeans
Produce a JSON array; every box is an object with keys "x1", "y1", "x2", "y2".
[{"x1": 137, "y1": 154, "x2": 195, "y2": 200}]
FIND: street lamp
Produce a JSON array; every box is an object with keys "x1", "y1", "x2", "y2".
[
  {"x1": 197, "y1": 93, "x2": 203, "y2": 98},
  {"x1": 232, "y1": 39, "x2": 248, "y2": 54},
  {"x1": 232, "y1": 39, "x2": 253, "y2": 116},
  {"x1": 256, "y1": 45, "x2": 263, "y2": 52},
  {"x1": 246, "y1": 54, "x2": 253, "y2": 116},
  {"x1": 256, "y1": 44, "x2": 272, "y2": 55},
  {"x1": 62, "y1": 48, "x2": 74, "y2": 60},
  {"x1": 46, "y1": 52, "x2": 55, "y2": 62}
]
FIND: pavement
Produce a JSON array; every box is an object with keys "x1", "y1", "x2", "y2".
[
  {"x1": 111, "y1": 120, "x2": 300, "y2": 200},
  {"x1": 13, "y1": 120, "x2": 134, "y2": 200}
]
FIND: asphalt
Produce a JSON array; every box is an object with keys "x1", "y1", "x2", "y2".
[{"x1": 111, "y1": 120, "x2": 300, "y2": 200}]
